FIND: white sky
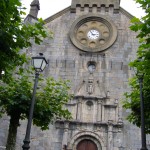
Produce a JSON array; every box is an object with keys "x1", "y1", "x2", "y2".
[{"x1": 21, "y1": 0, "x2": 145, "y2": 19}]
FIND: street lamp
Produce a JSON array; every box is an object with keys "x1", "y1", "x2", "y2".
[
  {"x1": 136, "y1": 71, "x2": 147, "y2": 150},
  {"x1": 22, "y1": 53, "x2": 48, "y2": 150},
  {"x1": 134, "y1": 57, "x2": 147, "y2": 150}
]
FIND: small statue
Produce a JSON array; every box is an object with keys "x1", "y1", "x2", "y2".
[{"x1": 87, "y1": 78, "x2": 94, "y2": 94}]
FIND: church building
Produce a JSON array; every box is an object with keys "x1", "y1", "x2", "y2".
[{"x1": 1, "y1": 0, "x2": 150, "y2": 149}]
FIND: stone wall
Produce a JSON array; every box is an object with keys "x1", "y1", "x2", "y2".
[{"x1": 0, "y1": 5, "x2": 150, "y2": 150}]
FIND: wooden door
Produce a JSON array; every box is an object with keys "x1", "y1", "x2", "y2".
[{"x1": 77, "y1": 140, "x2": 97, "y2": 150}]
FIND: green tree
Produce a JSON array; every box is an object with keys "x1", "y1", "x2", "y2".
[
  {"x1": 0, "y1": 0, "x2": 68, "y2": 149},
  {"x1": 123, "y1": 0, "x2": 150, "y2": 133},
  {"x1": 0, "y1": 0, "x2": 50, "y2": 80},
  {"x1": 0, "y1": 68, "x2": 72, "y2": 150}
]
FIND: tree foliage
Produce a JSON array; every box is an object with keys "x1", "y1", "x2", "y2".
[
  {"x1": 123, "y1": 0, "x2": 150, "y2": 133},
  {"x1": 0, "y1": 0, "x2": 69, "y2": 149},
  {"x1": 0, "y1": 0, "x2": 50, "y2": 79},
  {"x1": 0, "y1": 68, "x2": 72, "y2": 149}
]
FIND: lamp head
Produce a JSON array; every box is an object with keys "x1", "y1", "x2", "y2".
[{"x1": 32, "y1": 53, "x2": 48, "y2": 72}]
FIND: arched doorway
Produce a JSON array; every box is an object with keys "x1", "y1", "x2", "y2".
[{"x1": 77, "y1": 139, "x2": 98, "y2": 150}]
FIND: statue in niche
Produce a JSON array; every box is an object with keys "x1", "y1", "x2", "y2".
[{"x1": 87, "y1": 76, "x2": 94, "y2": 95}]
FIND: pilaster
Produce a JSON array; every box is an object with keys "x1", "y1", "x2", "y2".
[
  {"x1": 107, "y1": 120, "x2": 114, "y2": 150},
  {"x1": 97, "y1": 100, "x2": 102, "y2": 122},
  {"x1": 62, "y1": 121, "x2": 70, "y2": 149},
  {"x1": 76, "y1": 98, "x2": 83, "y2": 121}
]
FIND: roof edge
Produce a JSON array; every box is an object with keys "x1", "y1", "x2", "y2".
[
  {"x1": 120, "y1": 7, "x2": 134, "y2": 19},
  {"x1": 44, "y1": 6, "x2": 135, "y2": 24},
  {"x1": 44, "y1": 6, "x2": 71, "y2": 24}
]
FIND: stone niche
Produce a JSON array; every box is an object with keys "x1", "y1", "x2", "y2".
[{"x1": 66, "y1": 95, "x2": 121, "y2": 125}]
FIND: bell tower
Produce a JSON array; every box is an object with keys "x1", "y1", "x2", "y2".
[{"x1": 71, "y1": 0, "x2": 120, "y2": 13}]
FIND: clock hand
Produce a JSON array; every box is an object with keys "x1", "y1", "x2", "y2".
[
  {"x1": 91, "y1": 30, "x2": 96, "y2": 35},
  {"x1": 90, "y1": 31, "x2": 94, "y2": 35}
]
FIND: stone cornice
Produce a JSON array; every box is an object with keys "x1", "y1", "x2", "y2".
[
  {"x1": 74, "y1": 95, "x2": 107, "y2": 100},
  {"x1": 120, "y1": 7, "x2": 134, "y2": 19},
  {"x1": 71, "y1": 0, "x2": 120, "y2": 13},
  {"x1": 44, "y1": 6, "x2": 71, "y2": 24},
  {"x1": 55, "y1": 120, "x2": 123, "y2": 128},
  {"x1": 44, "y1": 6, "x2": 134, "y2": 25}
]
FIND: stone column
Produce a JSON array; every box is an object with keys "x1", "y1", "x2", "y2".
[
  {"x1": 77, "y1": 98, "x2": 82, "y2": 121},
  {"x1": 101, "y1": 102, "x2": 105, "y2": 122},
  {"x1": 62, "y1": 121, "x2": 69, "y2": 149},
  {"x1": 92, "y1": 6, "x2": 98, "y2": 13},
  {"x1": 107, "y1": 120, "x2": 114, "y2": 150},
  {"x1": 97, "y1": 100, "x2": 102, "y2": 122},
  {"x1": 114, "y1": 99, "x2": 119, "y2": 122}
]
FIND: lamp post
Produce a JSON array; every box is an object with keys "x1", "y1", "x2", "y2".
[
  {"x1": 22, "y1": 53, "x2": 48, "y2": 150},
  {"x1": 134, "y1": 57, "x2": 147, "y2": 150},
  {"x1": 137, "y1": 74, "x2": 147, "y2": 150}
]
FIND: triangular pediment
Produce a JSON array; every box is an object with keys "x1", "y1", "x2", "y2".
[{"x1": 44, "y1": 6, "x2": 134, "y2": 24}]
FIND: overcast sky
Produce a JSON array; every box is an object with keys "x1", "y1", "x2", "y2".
[{"x1": 21, "y1": 0, "x2": 145, "y2": 19}]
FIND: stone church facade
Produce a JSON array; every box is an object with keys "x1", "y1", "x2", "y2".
[{"x1": 0, "y1": 0, "x2": 150, "y2": 149}]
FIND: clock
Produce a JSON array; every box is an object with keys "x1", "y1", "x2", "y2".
[
  {"x1": 69, "y1": 15, "x2": 117, "y2": 52},
  {"x1": 87, "y1": 29, "x2": 100, "y2": 40}
]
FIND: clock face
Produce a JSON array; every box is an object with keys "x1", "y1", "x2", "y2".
[
  {"x1": 87, "y1": 29, "x2": 100, "y2": 40},
  {"x1": 69, "y1": 15, "x2": 118, "y2": 52},
  {"x1": 76, "y1": 21, "x2": 110, "y2": 49}
]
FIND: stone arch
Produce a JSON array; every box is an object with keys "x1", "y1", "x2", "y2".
[
  {"x1": 109, "y1": 4, "x2": 114, "y2": 7},
  {"x1": 101, "y1": 4, "x2": 106, "y2": 7},
  {"x1": 68, "y1": 131, "x2": 105, "y2": 150},
  {"x1": 84, "y1": 4, "x2": 89, "y2": 7},
  {"x1": 76, "y1": 4, "x2": 81, "y2": 7},
  {"x1": 92, "y1": 4, "x2": 98, "y2": 7}
]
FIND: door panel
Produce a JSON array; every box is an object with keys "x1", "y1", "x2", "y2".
[{"x1": 77, "y1": 140, "x2": 97, "y2": 150}]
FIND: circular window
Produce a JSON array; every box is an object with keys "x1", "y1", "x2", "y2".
[
  {"x1": 69, "y1": 14, "x2": 117, "y2": 52},
  {"x1": 88, "y1": 62, "x2": 96, "y2": 73},
  {"x1": 86, "y1": 101, "x2": 93, "y2": 106}
]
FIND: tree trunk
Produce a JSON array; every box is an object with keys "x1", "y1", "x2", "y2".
[
  {"x1": 6, "y1": 114, "x2": 20, "y2": 150},
  {"x1": 0, "y1": 69, "x2": 2, "y2": 79}
]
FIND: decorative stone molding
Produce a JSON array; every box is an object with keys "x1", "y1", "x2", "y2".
[
  {"x1": 62, "y1": 121, "x2": 70, "y2": 148},
  {"x1": 107, "y1": 120, "x2": 114, "y2": 150},
  {"x1": 68, "y1": 131, "x2": 106, "y2": 150},
  {"x1": 71, "y1": 0, "x2": 120, "y2": 13},
  {"x1": 120, "y1": 7, "x2": 134, "y2": 20},
  {"x1": 29, "y1": 0, "x2": 40, "y2": 18},
  {"x1": 69, "y1": 14, "x2": 118, "y2": 52},
  {"x1": 74, "y1": 77, "x2": 107, "y2": 98},
  {"x1": 45, "y1": 7, "x2": 70, "y2": 23}
]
